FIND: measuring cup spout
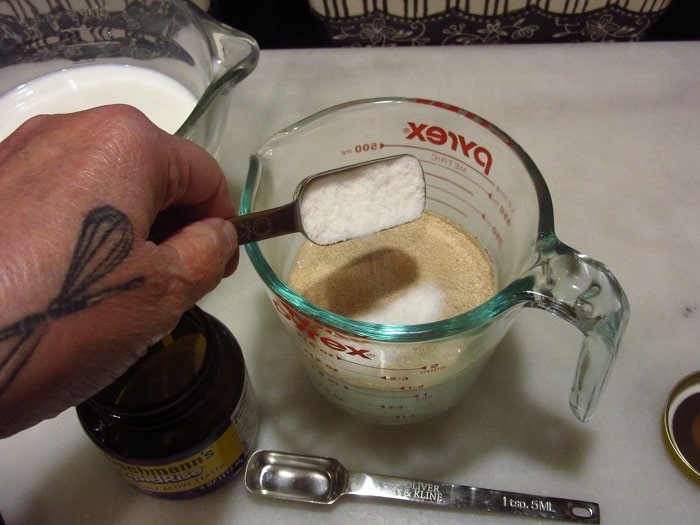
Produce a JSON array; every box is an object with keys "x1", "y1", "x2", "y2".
[
  {"x1": 518, "y1": 240, "x2": 629, "y2": 422},
  {"x1": 175, "y1": 10, "x2": 259, "y2": 155}
]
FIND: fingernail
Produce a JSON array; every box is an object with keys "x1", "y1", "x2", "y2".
[{"x1": 200, "y1": 217, "x2": 238, "y2": 251}]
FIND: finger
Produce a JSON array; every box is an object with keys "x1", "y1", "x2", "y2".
[
  {"x1": 159, "y1": 135, "x2": 237, "y2": 220},
  {"x1": 156, "y1": 217, "x2": 239, "y2": 304}
]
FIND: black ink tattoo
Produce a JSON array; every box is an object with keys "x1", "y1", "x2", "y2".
[{"x1": 0, "y1": 206, "x2": 145, "y2": 397}]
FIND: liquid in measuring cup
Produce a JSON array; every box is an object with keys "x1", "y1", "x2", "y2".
[
  {"x1": 275, "y1": 127, "x2": 517, "y2": 423},
  {"x1": 285, "y1": 211, "x2": 498, "y2": 422},
  {"x1": 0, "y1": 64, "x2": 197, "y2": 140}
]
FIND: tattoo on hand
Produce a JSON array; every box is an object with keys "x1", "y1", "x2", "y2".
[{"x1": 0, "y1": 206, "x2": 145, "y2": 397}]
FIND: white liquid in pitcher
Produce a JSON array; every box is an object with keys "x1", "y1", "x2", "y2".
[{"x1": 0, "y1": 64, "x2": 197, "y2": 140}]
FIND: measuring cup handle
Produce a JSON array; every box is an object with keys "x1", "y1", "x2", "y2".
[{"x1": 524, "y1": 244, "x2": 629, "y2": 422}]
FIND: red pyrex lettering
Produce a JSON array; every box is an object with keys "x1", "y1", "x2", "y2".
[
  {"x1": 273, "y1": 298, "x2": 374, "y2": 360},
  {"x1": 318, "y1": 337, "x2": 372, "y2": 359},
  {"x1": 405, "y1": 122, "x2": 493, "y2": 175}
]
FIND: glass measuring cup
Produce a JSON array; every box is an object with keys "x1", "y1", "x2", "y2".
[
  {"x1": 0, "y1": 0, "x2": 258, "y2": 155},
  {"x1": 241, "y1": 97, "x2": 629, "y2": 425}
]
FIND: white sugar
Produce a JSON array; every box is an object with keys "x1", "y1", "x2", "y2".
[
  {"x1": 299, "y1": 155, "x2": 425, "y2": 245},
  {"x1": 355, "y1": 282, "x2": 446, "y2": 325}
]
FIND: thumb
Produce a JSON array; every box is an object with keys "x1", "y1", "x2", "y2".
[{"x1": 157, "y1": 218, "x2": 239, "y2": 302}]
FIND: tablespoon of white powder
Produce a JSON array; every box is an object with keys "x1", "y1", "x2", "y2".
[
  {"x1": 229, "y1": 155, "x2": 426, "y2": 246},
  {"x1": 298, "y1": 155, "x2": 425, "y2": 245}
]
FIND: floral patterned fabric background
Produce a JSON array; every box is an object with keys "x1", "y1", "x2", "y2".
[
  {"x1": 0, "y1": 0, "x2": 190, "y2": 65},
  {"x1": 307, "y1": 0, "x2": 673, "y2": 45}
]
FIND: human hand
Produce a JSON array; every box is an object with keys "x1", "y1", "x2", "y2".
[{"x1": 0, "y1": 105, "x2": 239, "y2": 437}]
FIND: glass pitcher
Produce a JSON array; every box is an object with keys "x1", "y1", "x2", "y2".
[{"x1": 0, "y1": 0, "x2": 258, "y2": 156}]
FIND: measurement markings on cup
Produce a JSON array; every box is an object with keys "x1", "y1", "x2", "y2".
[
  {"x1": 330, "y1": 355, "x2": 443, "y2": 373},
  {"x1": 380, "y1": 142, "x2": 495, "y2": 183},
  {"x1": 422, "y1": 158, "x2": 495, "y2": 200},
  {"x1": 381, "y1": 144, "x2": 514, "y2": 241}
]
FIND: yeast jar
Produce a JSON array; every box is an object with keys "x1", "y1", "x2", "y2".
[{"x1": 77, "y1": 307, "x2": 258, "y2": 499}]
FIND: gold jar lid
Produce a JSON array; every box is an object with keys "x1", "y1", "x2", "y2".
[{"x1": 663, "y1": 371, "x2": 700, "y2": 484}]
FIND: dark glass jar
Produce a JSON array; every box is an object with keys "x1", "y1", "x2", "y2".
[{"x1": 77, "y1": 306, "x2": 258, "y2": 499}]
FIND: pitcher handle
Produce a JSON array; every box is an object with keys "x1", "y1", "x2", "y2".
[{"x1": 522, "y1": 242, "x2": 629, "y2": 422}]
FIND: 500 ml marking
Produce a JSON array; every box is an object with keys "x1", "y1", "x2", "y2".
[
  {"x1": 342, "y1": 143, "x2": 379, "y2": 155},
  {"x1": 503, "y1": 497, "x2": 554, "y2": 512}
]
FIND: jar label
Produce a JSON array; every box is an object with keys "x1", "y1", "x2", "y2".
[
  {"x1": 108, "y1": 373, "x2": 259, "y2": 498},
  {"x1": 233, "y1": 371, "x2": 260, "y2": 451},
  {"x1": 108, "y1": 423, "x2": 243, "y2": 497}
]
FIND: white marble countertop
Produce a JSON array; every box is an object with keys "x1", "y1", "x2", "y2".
[{"x1": 1, "y1": 41, "x2": 699, "y2": 524}]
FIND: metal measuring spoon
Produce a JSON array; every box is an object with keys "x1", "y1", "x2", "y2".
[
  {"x1": 233, "y1": 154, "x2": 425, "y2": 245},
  {"x1": 149, "y1": 155, "x2": 424, "y2": 245},
  {"x1": 245, "y1": 450, "x2": 600, "y2": 524}
]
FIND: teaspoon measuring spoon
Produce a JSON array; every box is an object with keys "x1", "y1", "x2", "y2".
[
  {"x1": 245, "y1": 450, "x2": 600, "y2": 524},
  {"x1": 149, "y1": 155, "x2": 424, "y2": 244},
  {"x1": 232, "y1": 154, "x2": 425, "y2": 245}
]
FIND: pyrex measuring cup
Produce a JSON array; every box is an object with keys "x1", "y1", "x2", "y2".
[
  {"x1": 0, "y1": 0, "x2": 258, "y2": 155},
  {"x1": 241, "y1": 98, "x2": 629, "y2": 424}
]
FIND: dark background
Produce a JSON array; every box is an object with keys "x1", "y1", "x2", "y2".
[{"x1": 209, "y1": 0, "x2": 700, "y2": 49}]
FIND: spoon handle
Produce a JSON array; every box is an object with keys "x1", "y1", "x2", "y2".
[
  {"x1": 229, "y1": 202, "x2": 299, "y2": 244},
  {"x1": 347, "y1": 472, "x2": 599, "y2": 523}
]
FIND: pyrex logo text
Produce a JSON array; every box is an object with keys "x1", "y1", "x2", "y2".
[
  {"x1": 273, "y1": 297, "x2": 374, "y2": 360},
  {"x1": 405, "y1": 122, "x2": 493, "y2": 175}
]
